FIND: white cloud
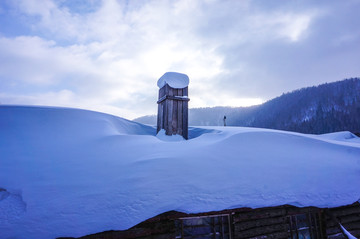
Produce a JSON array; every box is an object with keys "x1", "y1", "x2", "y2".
[
  {"x1": 15, "y1": 0, "x2": 56, "y2": 17},
  {"x1": 1, "y1": 0, "x2": 227, "y2": 118},
  {"x1": 0, "y1": 36, "x2": 61, "y2": 84},
  {"x1": 2, "y1": 0, "x2": 358, "y2": 119},
  {"x1": 331, "y1": 33, "x2": 360, "y2": 47},
  {"x1": 280, "y1": 14, "x2": 312, "y2": 42},
  {"x1": 246, "y1": 11, "x2": 314, "y2": 43}
]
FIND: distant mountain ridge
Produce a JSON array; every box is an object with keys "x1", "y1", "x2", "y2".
[{"x1": 134, "y1": 78, "x2": 360, "y2": 134}]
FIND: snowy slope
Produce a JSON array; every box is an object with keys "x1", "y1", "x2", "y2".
[{"x1": 0, "y1": 105, "x2": 360, "y2": 239}]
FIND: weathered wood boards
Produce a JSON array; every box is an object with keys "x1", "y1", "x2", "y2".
[
  {"x1": 325, "y1": 203, "x2": 360, "y2": 238},
  {"x1": 62, "y1": 202, "x2": 360, "y2": 239},
  {"x1": 157, "y1": 84, "x2": 189, "y2": 139}
]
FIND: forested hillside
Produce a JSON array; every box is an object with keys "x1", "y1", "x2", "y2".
[{"x1": 134, "y1": 78, "x2": 360, "y2": 134}]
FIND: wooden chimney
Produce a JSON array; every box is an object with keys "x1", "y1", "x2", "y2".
[{"x1": 157, "y1": 72, "x2": 190, "y2": 139}]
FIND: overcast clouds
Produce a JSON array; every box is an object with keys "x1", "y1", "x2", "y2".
[{"x1": 0, "y1": 0, "x2": 359, "y2": 119}]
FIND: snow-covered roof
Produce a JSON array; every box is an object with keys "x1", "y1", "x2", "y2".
[
  {"x1": 0, "y1": 105, "x2": 360, "y2": 239},
  {"x1": 157, "y1": 72, "x2": 189, "y2": 89}
]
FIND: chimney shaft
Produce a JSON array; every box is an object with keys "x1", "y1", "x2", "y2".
[{"x1": 157, "y1": 72, "x2": 190, "y2": 139}]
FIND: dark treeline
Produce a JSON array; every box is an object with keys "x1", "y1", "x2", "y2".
[{"x1": 134, "y1": 78, "x2": 360, "y2": 134}]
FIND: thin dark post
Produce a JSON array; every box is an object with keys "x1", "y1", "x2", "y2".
[{"x1": 157, "y1": 72, "x2": 190, "y2": 139}]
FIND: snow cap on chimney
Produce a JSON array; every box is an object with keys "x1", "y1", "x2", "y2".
[{"x1": 157, "y1": 72, "x2": 190, "y2": 89}]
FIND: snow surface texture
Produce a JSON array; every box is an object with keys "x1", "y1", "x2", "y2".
[
  {"x1": 1, "y1": 105, "x2": 360, "y2": 239},
  {"x1": 157, "y1": 72, "x2": 189, "y2": 89}
]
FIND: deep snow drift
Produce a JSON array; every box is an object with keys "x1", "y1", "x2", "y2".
[{"x1": 0, "y1": 105, "x2": 359, "y2": 239}]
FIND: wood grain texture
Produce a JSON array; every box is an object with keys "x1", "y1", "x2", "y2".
[{"x1": 157, "y1": 84, "x2": 189, "y2": 139}]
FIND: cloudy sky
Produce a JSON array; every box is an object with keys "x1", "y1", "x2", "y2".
[{"x1": 0, "y1": 0, "x2": 359, "y2": 119}]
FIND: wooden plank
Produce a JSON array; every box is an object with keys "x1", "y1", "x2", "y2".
[
  {"x1": 159, "y1": 85, "x2": 165, "y2": 99},
  {"x1": 327, "y1": 229, "x2": 360, "y2": 239},
  {"x1": 167, "y1": 99, "x2": 173, "y2": 135},
  {"x1": 183, "y1": 86, "x2": 188, "y2": 97},
  {"x1": 327, "y1": 233, "x2": 347, "y2": 239},
  {"x1": 172, "y1": 99, "x2": 177, "y2": 133},
  {"x1": 157, "y1": 95, "x2": 189, "y2": 104},
  {"x1": 157, "y1": 86, "x2": 166, "y2": 133},
  {"x1": 326, "y1": 213, "x2": 360, "y2": 227},
  {"x1": 328, "y1": 206, "x2": 360, "y2": 218},
  {"x1": 164, "y1": 84, "x2": 169, "y2": 96},
  {"x1": 326, "y1": 221, "x2": 360, "y2": 235},
  {"x1": 233, "y1": 208, "x2": 287, "y2": 222},
  {"x1": 169, "y1": 86, "x2": 174, "y2": 97},
  {"x1": 167, "y1": 87, "x2": 173, "y2": 135},
  {"x1": 177, "y1": 88, "x2": 183, "y2": 136},
  {"x1": 245, "y1": 231, "x2": 289, "y2": 239},
  {"x1": 234, "y1": 216, "x2": 287, "y2": 231},
  {"x1": 178, "y1": 100, "x2": 183, "y2": 135},
  {"x1": 163, "y1": 101, "x2": 168, "y2": 135},
  {"x1": 348, "y1": 230, "x2": 360, "y2": 237},
  {"x1": 326, "y1": 226, "x2": 343, "y2": 236},
  {"x1": 173, "y1": 87, "x2": 178, "y2": 134},
  {"x1": 157, "y1": 103, "x2": 161, "y2": 133},
  {"x1": 161, "y1": 104, "x2": 165, "y2": 132},
  {"x1": 286, "y1": 206, "x2": 320, "y2": 215},
  {"x1": 319, "y1": 211, "x2": 327, "y2": 239},
  {"x1": 183, "y1": 101, "x2": 188, "y2": 139},
  {"x1": 308, "y1": 212, "x2": 314, "y2": 239},
  {"x1": 182, "y1": 86, "x2": 189, "y2": 139},
  {"x1": 328, "y1": 202, "x2": 360, "y2": 213},
  {"x1": 234, "y1": 223, "x2": 288, "y2": 238}
]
